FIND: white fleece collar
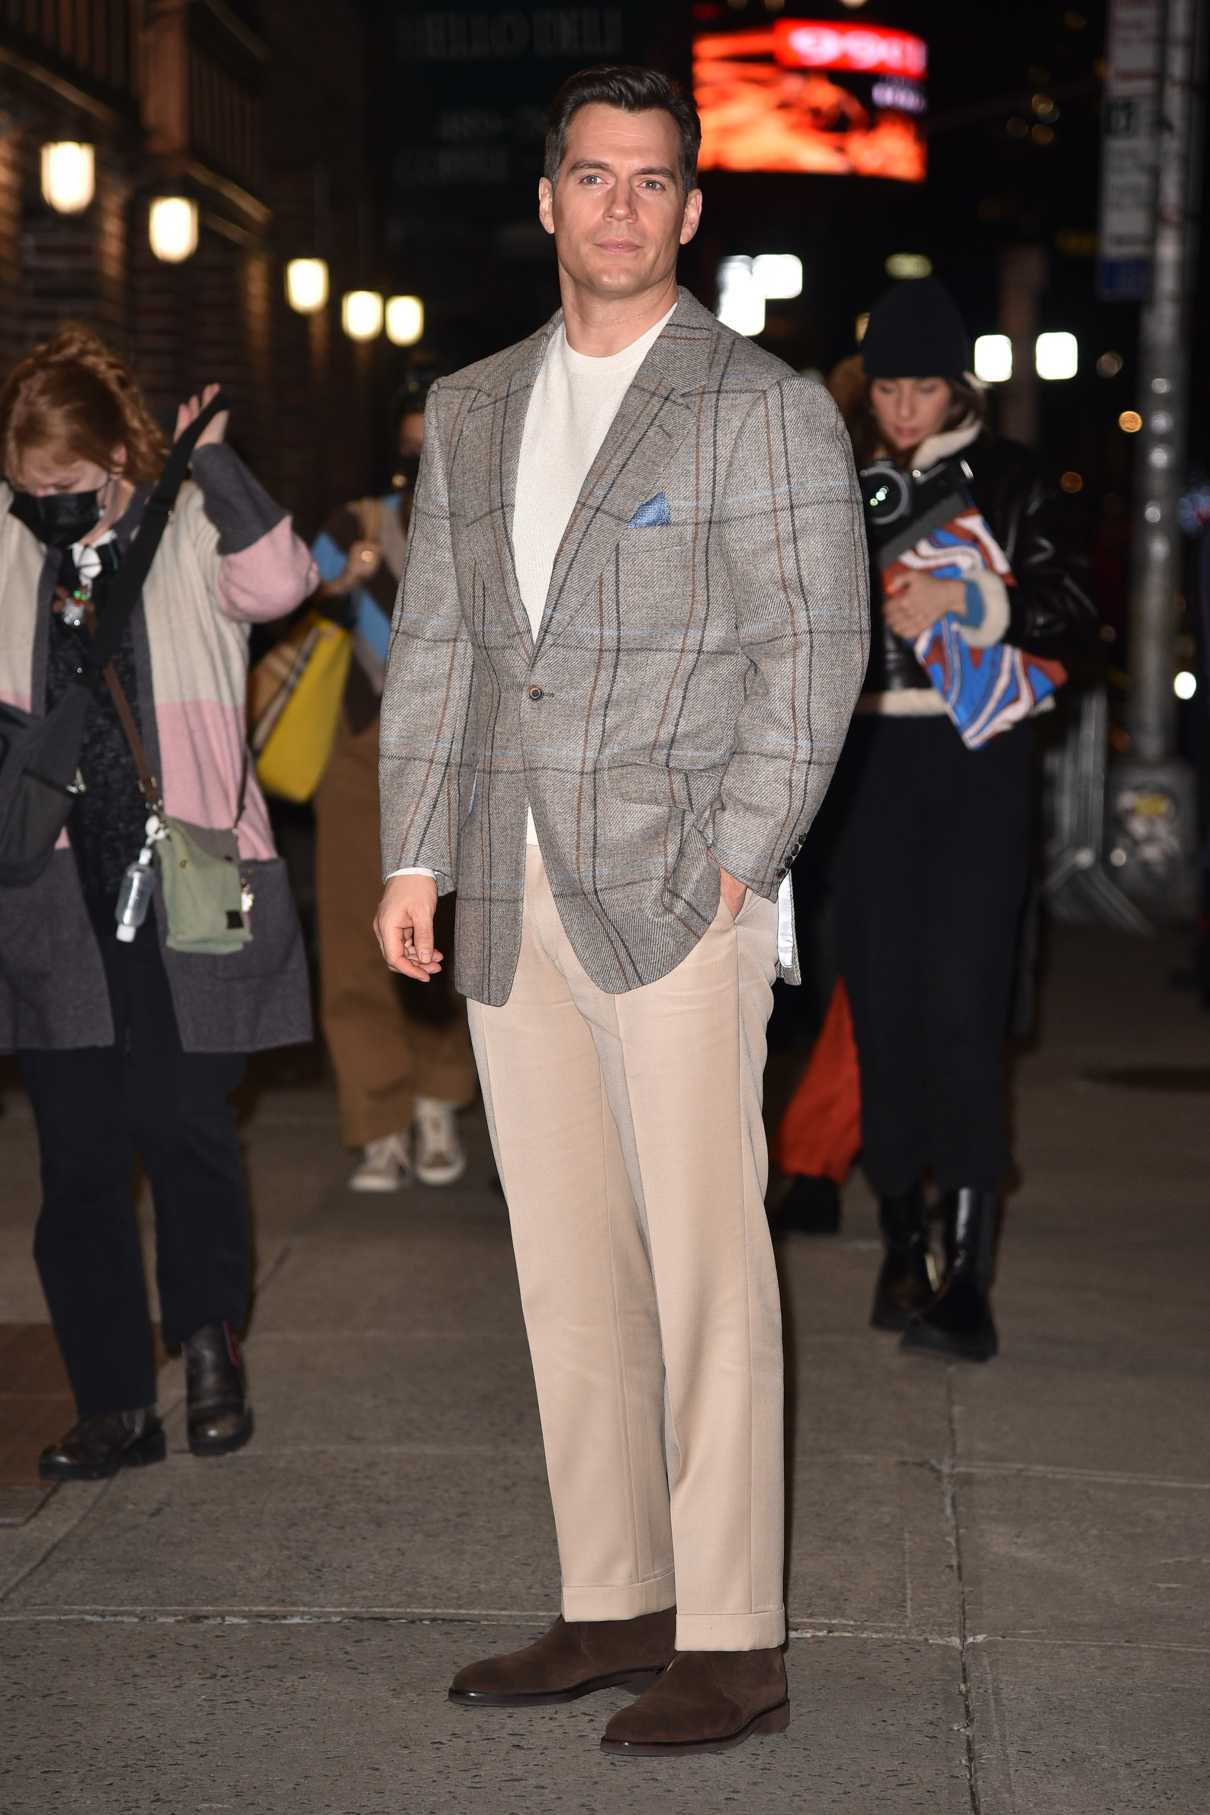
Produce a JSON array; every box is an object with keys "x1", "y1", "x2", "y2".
[{"x1": 911, "y1": 415, "x2": 982, "y2": 473}]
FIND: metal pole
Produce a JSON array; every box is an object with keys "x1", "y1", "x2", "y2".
[
  {"x1": 996, "y1": 243, "x2": 1045, "y2": 448},
  {"x1": 1126, "y1": 0, "x2": 1203, "y2": 758},
  {"x1": 1109, "y1": 0, "x2": 1205, "y2": 919}
]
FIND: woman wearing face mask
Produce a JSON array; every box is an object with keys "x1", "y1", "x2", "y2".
[
  {"x1": 0, "y1": 324, "x2": 315, "y2": 1478},
  {"x1": 310, "y1": 381, "x2": 476, "y2": 1195},
  {"x1": 835, "y1": 279, "x2": 1095, "y2": 1362}
]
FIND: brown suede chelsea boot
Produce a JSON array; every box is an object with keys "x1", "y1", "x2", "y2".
[
  {"x1": 448, "y1": 1609, "x2": 676, "y2": 1707},
  {"x1": 600, "y1": 1647, "x2": 789, "y2": 1756}
]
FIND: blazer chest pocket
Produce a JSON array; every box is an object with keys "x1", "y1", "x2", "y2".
[{"x1": 615, "y1": 523, "x2": 700, "y2": 608}]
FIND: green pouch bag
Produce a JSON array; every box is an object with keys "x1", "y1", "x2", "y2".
[{"x1": 155, "y1": 818, "x2": 252, "y2": 955}]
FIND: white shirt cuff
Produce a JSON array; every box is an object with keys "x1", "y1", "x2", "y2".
[{"x1": 386, "y1": 867, "x2": 436, "y2": 880}]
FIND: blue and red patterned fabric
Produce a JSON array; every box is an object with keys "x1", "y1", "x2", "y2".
[{"x1": 884, "y1": 498, "x2": 1066, "y2": 750}]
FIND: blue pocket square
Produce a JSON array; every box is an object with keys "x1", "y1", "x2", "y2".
[{"x1": 628, "y1": 492, "x2": 671, "y2": 528}]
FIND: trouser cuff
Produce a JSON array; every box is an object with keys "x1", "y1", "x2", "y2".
[
  {"x1": 562, "y1": 1571, "x2": 677, "y2": 1622},
  {"x1": 675, "y1": 1608, "x2": 786, "y2": 1651}
]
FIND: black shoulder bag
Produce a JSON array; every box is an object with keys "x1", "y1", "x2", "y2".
[{"x1": 0, "y1": 392, "x2": 229, "y2": 887}]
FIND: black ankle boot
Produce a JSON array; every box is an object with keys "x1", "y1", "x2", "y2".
[
  {"x1": 184, "y1": 1321, "x2": 254, "y2": 1457},
  {"x1": 870, "y1": 1185, "x2": 933, "y2": 1331},
  {"x1": 777, "y1": 1174, "x2": 842, "y2": 1237},
  {"x1": 39, "y1": 1408, "x2": 166, "y2": 1482},
  {"x1": 901, "y1": 1188, "x2": 999, "y2": 1362}
]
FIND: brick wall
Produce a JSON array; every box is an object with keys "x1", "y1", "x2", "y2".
[
  {"x1": 0, "y1": 131, "x2": 24, "y2": 377},
  {"x1": 0, "y1": 3, "x2": 378, "y2": 534}
]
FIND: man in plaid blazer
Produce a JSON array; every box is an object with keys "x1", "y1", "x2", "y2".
[{"x1": 375, "y1": 67, "x2": 868, "y2": 1756}]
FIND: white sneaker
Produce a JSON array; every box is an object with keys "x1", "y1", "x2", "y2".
[
  {"x1": 349, "y1": 1131, "x2": 413, "y2": 1193},
  {"x1": 413, "y1": 1096, "x2": 467, "y2": 1187}
]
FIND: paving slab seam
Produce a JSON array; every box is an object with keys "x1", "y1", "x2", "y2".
[
  {"x1": 250, "y1": 1240, "x2": 295, "y2": 1300},
  {"x1": 0, "y1": 1608, "x2": 968, "y2": 1646},
  {"x1": 943, "y1": 1369, "x2": 982, "y2": 1815},
  {"x1": 0, "y1": 1476, "x2": 112, "y2": 1606},
  {"x1": 964, "y1": 1632, "x2": 1210, "y2": 1656},
  {"x1": 953, "y1": 1460, "x2": 1210, "y2": 1490}
]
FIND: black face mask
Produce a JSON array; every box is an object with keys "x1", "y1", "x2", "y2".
[{"x1": 8, "y1": 487, "x2": 103, "y2": 549}]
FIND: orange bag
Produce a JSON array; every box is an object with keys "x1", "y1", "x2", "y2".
[{"x1": 775, "y1": 979, "x2": 861, "y2": 1183}]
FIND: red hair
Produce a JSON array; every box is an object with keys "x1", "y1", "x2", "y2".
[{"x1": 0, "y1": 323, "x2": 167, "y2": 485}]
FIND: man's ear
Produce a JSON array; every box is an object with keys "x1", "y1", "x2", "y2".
[
  {"x1": 537, "y1": 176, "x2": 556, "y2": 238},
  {"x1": 679, "y1": 187, "x2": 703, "y2": 248}
]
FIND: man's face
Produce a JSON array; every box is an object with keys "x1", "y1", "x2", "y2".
[{"x1": 538, "y1": 103, "x2": 702, "y2": 302}]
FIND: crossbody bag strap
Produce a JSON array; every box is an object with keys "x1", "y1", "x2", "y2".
[
  {"x1": 100, "y1": 661, "x2": 161, "y2": 812},
  {"x1": 86, "y1": 389, "x2": 231, "y2": 677}
]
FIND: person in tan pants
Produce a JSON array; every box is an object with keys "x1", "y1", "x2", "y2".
[
  {"x1": 375, "y1": 69, "x2": 867, "y2": 1756},
  {"x1": 312, "y1": 389, "x2": 476, "y2": 1191},
  {"x1": 314, "y1": 712, "x2": 475, "y2": 1185}
]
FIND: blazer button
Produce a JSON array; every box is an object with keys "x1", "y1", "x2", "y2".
[{"x1": 527, "y1": 685, "x2": 544, "y2": 701}]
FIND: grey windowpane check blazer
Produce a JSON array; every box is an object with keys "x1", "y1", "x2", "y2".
[{"x1": 380, "y1": 287, "x2": 870, "y2": 1007}]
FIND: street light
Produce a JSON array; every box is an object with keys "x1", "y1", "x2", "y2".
[
  {"x1": 1035, "y1": 331, "x2": 1078, "y2": 380},
  {"x1": 149, "y1": 197, "x2": 198, "y2": 263},
  {"x1": 342, "y1": 290, "x2": 383, "y2": 341},
  {"x1": 885, "y1": 252, "x2": 932, "y2": 280},
  {"x1": 974, "y1": 334, "x2": 1013, "y2": 383},
  {"x1": 716, "y1": 258, "x2": 765, "y2": 338},
  {"x1": 752, "y1": 254, "x2": 803, "y2": 300},
  {"x1": 285, "y1": 258, "x2": 329, "y2": 315},
  {"x1": 40, "y1": 142, "x2": 95, "y2": 214},
  {"x1": 386, "y1": 296, "x2": 424, "y2": 346}
]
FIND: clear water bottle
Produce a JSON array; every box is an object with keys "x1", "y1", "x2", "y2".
[{"x1": 115, "y1": 846, "x2": 156, "y2": 943}]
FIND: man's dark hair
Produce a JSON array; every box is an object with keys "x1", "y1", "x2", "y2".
[{"x1": 544, "y1": 66, "x2": 701, "y2": 193}]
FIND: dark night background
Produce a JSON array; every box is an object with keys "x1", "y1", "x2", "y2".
[{"x1": 357, "y1": 0, "x2": 1204, "y2": 672}]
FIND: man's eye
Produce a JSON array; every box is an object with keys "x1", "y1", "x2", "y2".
[
  {"x1": 641, "y1": 180, "x2": 665, "y2": 191},
  {"x1": 580, "y1": 173, "x2": 602, "y2": 184}
]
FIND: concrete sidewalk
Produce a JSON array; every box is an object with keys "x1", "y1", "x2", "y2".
[{"x1": 1, "y1": 927, "x2": 1207, "y2": 1814}]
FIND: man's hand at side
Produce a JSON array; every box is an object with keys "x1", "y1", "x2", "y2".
[
  {"x1": 718, "y1": 865, "x2": 748, "y2": 921},
  {"x1": 373, "y1": 874, "x2": 444, "y2": 982}
]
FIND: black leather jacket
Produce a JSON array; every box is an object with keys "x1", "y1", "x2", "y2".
[{"x1": 863, "y1": 433, "x2": 1097, "y2": 695}]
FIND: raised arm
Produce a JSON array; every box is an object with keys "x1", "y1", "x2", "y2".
[
  {"x1": 708, "y1": 378, "x2": 870, "y2": 898},
  {"x1": 189, "y1": 443, "x2": 316, "y2": 623}
]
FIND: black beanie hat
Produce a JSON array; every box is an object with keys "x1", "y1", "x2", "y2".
[{"x1": 861, "y1": 277, "x2": 972, "y2": 379}]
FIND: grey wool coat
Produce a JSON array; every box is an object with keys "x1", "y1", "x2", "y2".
[{"x1": 380, "y1": 287, "x2": 870, "y2": 1007}]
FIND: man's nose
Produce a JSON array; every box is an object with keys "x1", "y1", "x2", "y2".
[{"x1": 604, "y1": 186, "x2": 635, "y2": 219}]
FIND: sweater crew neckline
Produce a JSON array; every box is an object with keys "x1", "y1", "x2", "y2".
[{"x1": 558, "y1": 304, "x2": 676, "y2": 378}]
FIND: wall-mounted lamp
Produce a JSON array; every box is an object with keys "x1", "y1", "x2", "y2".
[
  {"x1": 149, "y1": 196, "x2": 198, "y2": 263},
  {"x1": 342, "y1": 290, "x2": 383, "y2": 341},
  {"x1": 285, "y1": 258, "x2": 330, "y2": 314},
  {"x1": 386, "y1": 296, "x2": 424, "y2": 346},
  {"x1": 41, "y1": 142, "x2": 95, "y2": 214}
]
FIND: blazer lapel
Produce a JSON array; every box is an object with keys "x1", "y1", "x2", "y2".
[
  {"x1": 484, "y1": 318, "x2": 557, "y2": 655},
  {"x1": 534, "y1": 290, "x2": 716, "y2": 656}
]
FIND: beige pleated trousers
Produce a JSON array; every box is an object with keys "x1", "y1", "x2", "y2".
[{"x1": 467, "y1": 848, "x2": 785, "y2": 1652}]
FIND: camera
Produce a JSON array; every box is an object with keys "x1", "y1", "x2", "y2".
[{"x1": 859, "y1": 456, "x2": 974, "y2": 560}]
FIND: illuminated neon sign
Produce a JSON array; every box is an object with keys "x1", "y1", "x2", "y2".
[{"x1": 694, "y1": 20, "x2": 928, "y2": 182}]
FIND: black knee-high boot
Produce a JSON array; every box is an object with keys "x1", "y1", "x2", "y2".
[
  {"x1": 901, "y1": 1188, "x2": 999, "y2": 1362},
  {"x1": 870, "y1": 1184, "x2": 934, "y2": 1331}
]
